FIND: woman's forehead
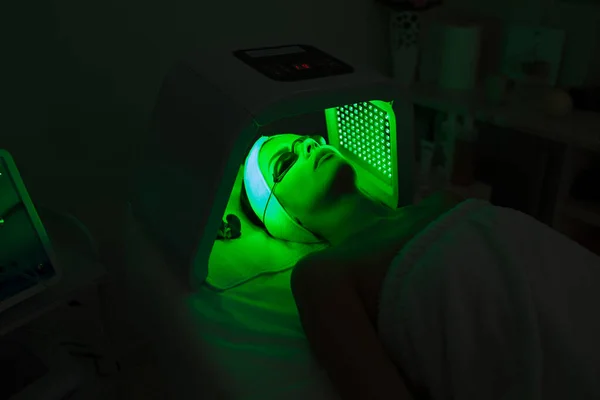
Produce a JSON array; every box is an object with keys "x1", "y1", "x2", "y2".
[{"x1": 260, "y1": 134, "x2": 300, "y2": 157}]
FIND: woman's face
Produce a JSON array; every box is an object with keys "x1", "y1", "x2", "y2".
[{"x1": 257, "y1": 134, "x2": 356, "y2": 227}]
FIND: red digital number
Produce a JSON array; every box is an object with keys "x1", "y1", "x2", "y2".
[{"x1": 294, "y1": 63, "x2": 311, "y2": 70}]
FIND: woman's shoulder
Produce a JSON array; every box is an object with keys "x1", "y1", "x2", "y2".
[
  {"x1": 294, "y1": 191, "x2": 465, "y2": 272},
  {"x1": 292, "y1": 192, "x2": 466, "y2": 321}
]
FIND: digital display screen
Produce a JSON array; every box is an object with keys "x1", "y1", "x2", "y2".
[
  {"x1": 234, "y1": 44, "x2": 354, "y2": 82},
  {"x1": 0, "y1": 159, "x2": 55, "y2": 302},
  {"x1": 292, "y1": 63, "x2": 312, "y2": 70},
  {"x1": 245, "y1": 46, "x2": 306, "y2": 58}
]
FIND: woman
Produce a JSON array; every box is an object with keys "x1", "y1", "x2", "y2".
[{"x1": 241, "y1": 133, "x2": 600, "y2": 400}]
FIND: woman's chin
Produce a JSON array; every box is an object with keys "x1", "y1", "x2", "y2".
[{"x1": 326, "y1": 161, "x2": 358, "y2": 194}]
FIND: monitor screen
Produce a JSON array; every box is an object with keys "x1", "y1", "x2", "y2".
[{"x1": 0, "y1": 158, "x2": 56, "y2": 302}]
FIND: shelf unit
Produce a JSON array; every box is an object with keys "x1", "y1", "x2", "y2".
[
  {"x1": 406, "y1": 83, "x2": 600, "y2": 235},
  {"x1": 408, "y1": 83, "x2": 600, "y2": 153}
]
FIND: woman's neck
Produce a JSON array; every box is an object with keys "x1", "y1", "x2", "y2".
[{"x1": 316, "y1": 192, "x2": 393, "y2": 246}]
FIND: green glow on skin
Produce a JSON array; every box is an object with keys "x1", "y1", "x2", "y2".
[
  {"x1": 210, "y1": 99, "x2": 397, "y2": 282},
  {"x1": 199, "y1": 101, "x2": 407, "y2": 392}
]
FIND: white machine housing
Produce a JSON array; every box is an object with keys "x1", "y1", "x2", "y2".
[{"x1": 131, "y1": 44, "x2": 416, "y2": 289}]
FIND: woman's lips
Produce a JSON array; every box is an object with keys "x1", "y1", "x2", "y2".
[{"x1": 315, "y1": 152, "x2": 334, "y2": 169}]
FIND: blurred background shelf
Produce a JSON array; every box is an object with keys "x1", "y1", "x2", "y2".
[{"x1": 409, "y1": 84, "x2": 600, "y2": 153}]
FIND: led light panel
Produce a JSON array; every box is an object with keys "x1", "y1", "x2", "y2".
[
  {"x1": 336, "y1": 102, "x2": 393, "y2": 183},
  {"x1": 325, "y1": 100, "x2": 398, "y2": 208}
]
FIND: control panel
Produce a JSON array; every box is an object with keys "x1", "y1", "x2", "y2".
[{"x1": 234, "y1": 44, "x2": 354, "y2": 82}]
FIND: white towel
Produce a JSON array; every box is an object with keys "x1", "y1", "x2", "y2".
[{"x1": 378, "y1": 200, "x2": 600, "y2": 400}]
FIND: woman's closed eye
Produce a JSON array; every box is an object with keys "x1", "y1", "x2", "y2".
[
  {"x1": 272, "y1": 137, "x2": 305, "y2": 180},
  {"x1": 274, "y1": 152, "x2": 298, "y2": 179}
]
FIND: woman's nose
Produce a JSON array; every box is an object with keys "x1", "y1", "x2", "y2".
[{"x1": 301, "y1": 138, "x2": 320, "y2": 158}]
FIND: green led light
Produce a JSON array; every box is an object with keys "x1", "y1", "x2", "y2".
[{"x1": 334, "y1": 101, "x2": 394, "y2": 184}]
